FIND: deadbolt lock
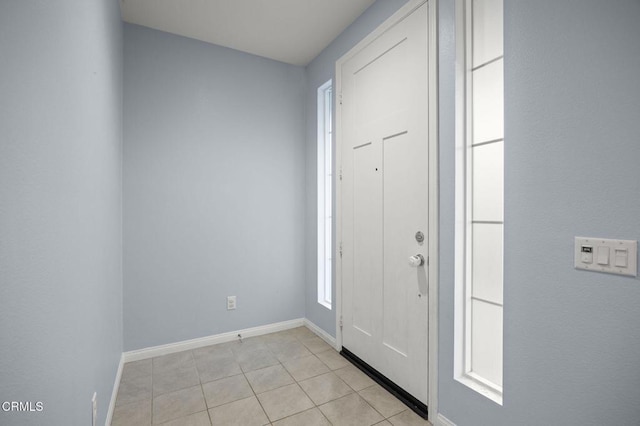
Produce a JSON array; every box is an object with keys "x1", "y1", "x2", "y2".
[{"x1": 415, "y1": 231, "x2": 424, "y2": 244}]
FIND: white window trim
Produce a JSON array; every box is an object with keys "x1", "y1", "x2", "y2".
[
  {"x1": 317, "y1": 79, "x2": 333, "y2": 310},
  {"x1": 454, "y1": 0, "x2": 504, "y2": 405}
]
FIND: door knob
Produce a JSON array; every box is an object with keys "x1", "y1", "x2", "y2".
[{"x1": 408, "y1": 254, "x2": 425, "y2": 267}]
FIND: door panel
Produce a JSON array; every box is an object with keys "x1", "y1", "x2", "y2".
[
  {"x1": 383, "y1": 131, "x2": 425, "y2": 358},
  {"x1": 352, "y1": 142, "x2": 382, "y2": 336},
  {"x1": 340, "y1": 3, "x2": 429, "y2": 403},
  {"x1": 353, "y1": 39, "x2": 409, "y2": 128}
]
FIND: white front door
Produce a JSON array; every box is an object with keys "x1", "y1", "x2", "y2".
[{"x1": 338, "y1": 3, "x2": 429, "y2": 403}]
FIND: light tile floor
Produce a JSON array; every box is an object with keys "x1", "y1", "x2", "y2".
[{"x1": 111, "y1": 326, "x2": 432, "y2": 426}]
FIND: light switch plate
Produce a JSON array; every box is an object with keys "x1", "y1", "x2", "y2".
[{"x1": 575, "y1": 237, "x2": 637, "y2": 277}]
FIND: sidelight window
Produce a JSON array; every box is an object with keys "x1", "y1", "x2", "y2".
[
  {"x1": 318, "y1": 80, "x2": 333, "y2": 309},
  {"x1": 455, "y1": 0, "x2": 504, "y2": 405}
]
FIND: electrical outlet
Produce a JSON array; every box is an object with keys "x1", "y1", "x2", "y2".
[
  {"x1": 227, "y1": 296, "x2": 236, "y2": 310},
  {"x1": 91, "y1": 392, "x2": 97, "y2": 426}
]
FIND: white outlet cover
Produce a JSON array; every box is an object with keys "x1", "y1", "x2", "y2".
[{"x1": 227, "y1": 296, "x2": 236, "y2": 310}]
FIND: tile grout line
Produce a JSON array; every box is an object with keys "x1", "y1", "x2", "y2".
[
  {"x1": 244, "y1": 366, "x2": 272, "y2": 424},
  {"x1": 191, "y1": 347, "x2": 213, "y2": 423},
  {"x1": 192, "y1": 348, "x2": 216, "y2": 426},
  {"x1": 244, "y1": 337, "x2": 288, "y2": 424},
  {"x1": 271, "y1": 329, "x2": 335, "y2": 425},
  {"x1": 292, "y1": 328, "x2": 349, "y2": 425},
  {"x1": 262, "y1": 329, "x2": 324, "y2": 424}
]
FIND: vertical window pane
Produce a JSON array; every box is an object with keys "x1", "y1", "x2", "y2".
[
  {"x1": 472, "y1": 0, "x2": 504, "y2": 66},
  {"x1": 471, "y1": 299, "x2": 503, "y2": 386},
  {"x1": 472, "y1": 141, "x2": 503, "y2": 222},
  {"x1": 318, "y1": 80, "x2": 332, "y2": 309},
  {"x1": 472, "y1": 59, "x2": 504, "y2": 144},
  {"x1": 472, "y1": 224, "x2": 503, "y2": 305}
]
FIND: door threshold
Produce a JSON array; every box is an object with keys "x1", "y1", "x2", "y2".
[{"x1": 340, "y1": 347, "x2": 428, "y2": 420}]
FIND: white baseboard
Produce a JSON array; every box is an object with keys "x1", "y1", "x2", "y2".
[
  {"x1": 122, "y1": 318, "x2": 305, "y2": 363},
  {"x1": 303, "y1": 318, "x2": 338, "y2": 350},
  {"x1": 435, "y1": 413, "x2": 457, "y2": 426},
  {"x1": 105, "y1": 353, "x2": 124, "y2": 426}
]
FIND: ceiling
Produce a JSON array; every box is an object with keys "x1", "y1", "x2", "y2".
[{"x1": 120, "y1": 0, "x2": 376, "y2": 66}]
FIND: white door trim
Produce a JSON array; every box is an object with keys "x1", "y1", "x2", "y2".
[{"x1": 335, "y1": 0, "x2": 439, "y2": 419}]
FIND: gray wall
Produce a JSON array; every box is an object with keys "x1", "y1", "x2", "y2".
[
  {"x1": 438, "y1": 0, "x2": 640, "y2": 424},
  {"x1": 0, "y1": 1, "x2": 123, "y2": 425},
  {"x1": 123, "y1": 24, "x2": 306, "y2": 351},
  {"x1": 304, "y1": 0, "x2": 410, "y2": 337}
]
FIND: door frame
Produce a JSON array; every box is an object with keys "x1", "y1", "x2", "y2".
[{"x1": 334, "y1": 0, "x2": 439, "y2": 419}]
